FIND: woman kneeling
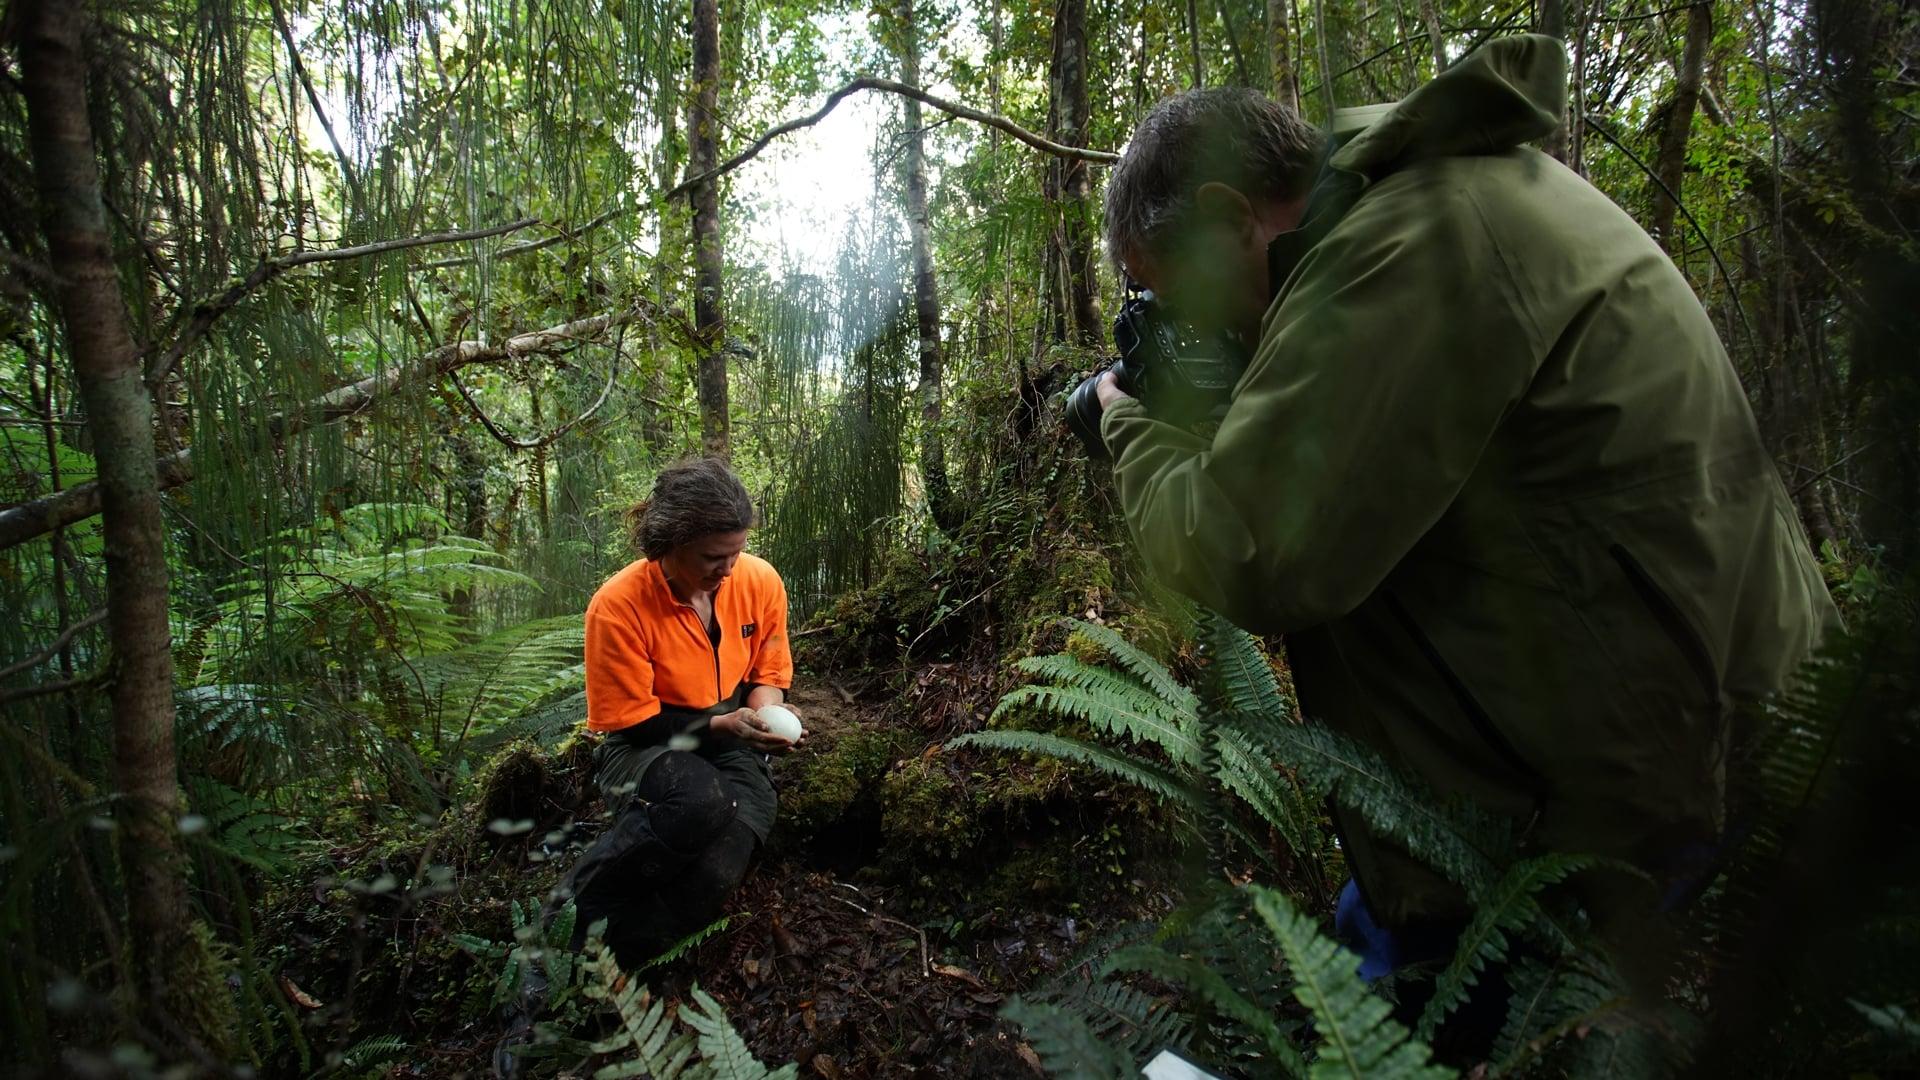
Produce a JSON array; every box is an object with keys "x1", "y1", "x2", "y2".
[{"x1": 564, "y1": 458, "x2": 802, "y2": 967}]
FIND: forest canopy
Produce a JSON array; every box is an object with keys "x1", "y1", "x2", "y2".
[{"x1": 0, "y1": 0, "x2": 1915, "y2": 1076}]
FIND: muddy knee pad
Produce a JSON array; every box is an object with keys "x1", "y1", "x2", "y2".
[{"x1": 638, "y1": 751, "x2": 738, "y2": 854}]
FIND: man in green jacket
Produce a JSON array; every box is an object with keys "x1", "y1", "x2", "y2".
[{"x1": 1093, "y1": 36, "x2": 1838, "y2": 951}]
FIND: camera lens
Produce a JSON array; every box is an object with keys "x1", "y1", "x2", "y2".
[{"x1": 1065, "y1": 373, "x2": 1111, "y2": 460}]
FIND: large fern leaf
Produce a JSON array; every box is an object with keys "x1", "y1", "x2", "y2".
[
  {"x1": 1064, "y1": 618, "x2": 1199, "y2": 716},
  {"x1": 1014, "y1": 654, "x2": 1193, "y2": 725},
  {"x1": 993, "y1": 684, "x2": 1203, "y2": 766},
  {"x1": 1233, "y1": 716, "x2": 1509, "y2": 898},
  {"x1": 1000, "y1": 996, "x2": 1140, "y2": 1079},
  {"x1": 1200, "y1": 612, "x2": 1288, "y2": 721},
  {"x1": 581, "y1": 944, "x2": 699, "y2": 1079},
  {"x1": 1416, "y1": 855, "x2": 1593, "y2": 1040},
  {"x1": 1104, "y1": 943, "x2": 1308, "y2": 1076},
  {"x1": 948, "y1": 729, "x2": 1199, "y2": 806},
  {"x1": 683, "y1": 987, "x2": 799, "y2": 1080},
  {"x1": 1249, "y1": 886, "x2": 1454, "y2": 1080}
]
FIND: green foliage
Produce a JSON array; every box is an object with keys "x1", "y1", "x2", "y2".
[
  {"x1": 180, "y1": 779, "x2": 306, "y2": 875},
  {"x1": 997, "y1": 996, "x2": 1139, "y2": 1080},
  {"x1": 579, "y1": 938, "x2": 794, "y2": 1080},
  {"x1": 1250, "y1": 887, "x2": 1453, "y2": 1080},
  {"x1": 1416, "y1": 855, "x2": 1594, "y2": 1041}
]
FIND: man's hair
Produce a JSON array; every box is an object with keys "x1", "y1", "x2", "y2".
[
  {"x1": 1103, "y1": 88, "x2": 1324, "y2": 267},
  {"x1": 626, "y1": 457, "x2": 755, "y2": 559}
]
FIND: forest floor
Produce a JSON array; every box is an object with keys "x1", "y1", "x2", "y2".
[
  {"x1": 667, "y1": 682, "x2": 1056, "y2": 1078},
  {"x1": 309, "y1": 675, "x2": 1157, "y2": 1079}
]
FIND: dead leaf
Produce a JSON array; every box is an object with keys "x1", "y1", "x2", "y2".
[
  {"x1": 1016, "y1": 1042, "x2": 1044, "y2": 1073},
  {"x1": 930, "y1": 962, "x2": 989, "y2": 992},
  {"x1": 278, "y1": 975, "x2": 322, "y2": 1010},
  {"x1": 811, "y1": 1055, "x2": 843, "y2": 1079}
]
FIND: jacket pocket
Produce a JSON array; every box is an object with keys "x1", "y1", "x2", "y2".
[
  {"x1": 1384, "y1": 593, "x2": 1547, "y2": 790},
  {"x1": 1609, "y1": 544, "x2": 1720, "y2": 709}
]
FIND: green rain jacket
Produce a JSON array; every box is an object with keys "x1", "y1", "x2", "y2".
[{"x1": 1100, "y1": 35, "x2": 1838, "y2": 928}]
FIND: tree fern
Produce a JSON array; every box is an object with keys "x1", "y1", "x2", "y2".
[{"x1": 1249, "y1": 886, "x2": 1454, "y2": 1080}]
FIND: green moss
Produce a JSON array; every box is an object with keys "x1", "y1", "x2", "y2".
[{"x1": 774, "y1": 725, "x2": 908, "y2": 839}]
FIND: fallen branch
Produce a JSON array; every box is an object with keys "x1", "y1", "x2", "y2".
[
  {"x1": 145, "y1": 216, "x2": 542, "y2": 387},
  {"x1": 0, "y1": 304, "x2": 650, "y2": 551}
]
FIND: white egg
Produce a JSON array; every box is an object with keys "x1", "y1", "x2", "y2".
[{"x1": 756, "y1": 704, "x2": 804, "y2": 743}]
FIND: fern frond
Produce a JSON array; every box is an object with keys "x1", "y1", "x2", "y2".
[
  {"x1": 1014, "y1": 654, "x2": 1192, "y2": 721},
  {"x1": 992, "y1": 685, "x2": 1202, "y2": 765},
  {"x1": 1064, "y1": 618, "x2": 1199, "y2": 716},
  {"x1": 1200, "y1": 612, "x2": 1288, "y2": 720},
  {"x1": 1248, "y1": 886, "x2": 1454, "y2": 1080},
  {"x1": 1417, "y1": 855, "x2": 1594, "y2": 1040},
  {"x1": 581, "y1": 943, "x2": 699, "y2": 1078},
  {"x1": 683, "y1": 987, "x2": 799, "y2": 1079},
  {"x1": 1104, "y1": 943, "x2": 1307, "y2": 1076},
  {"x1": 1233, "y1": 716, "x2": 1509, "y2": 898},
  {"x1": 1000, "y1": 996, "x2": 1140, "y2": 1079},
  {"x1": 638, "y1": 914, "x2": 736, "y2": 973},
  {"x1": 949, "y1": 730, "x2": 1199, "y2": 806},
  {"x1": 1212, "y1": 726, "x2": 1318, "y2": 858},
  {"x1": 340, "y1": 1033, "x2": 408, "y2": 1069}
]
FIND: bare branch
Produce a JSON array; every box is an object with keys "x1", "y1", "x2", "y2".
[
  {"x1": 447, "y1": 342, "x2": 621, "y2": 452},
  {"x1": 1, "y1": 304, "x2": 650, "y2": 551},
  {"x1": 661, "y1": 77, "x2": 1120, "y2": 205},
  {"x1": 0, "y1": 608, "x2": 106, "y2": 682},
  {"x1": 144, "y1": 216, "x2": 542, "y2": 387}
]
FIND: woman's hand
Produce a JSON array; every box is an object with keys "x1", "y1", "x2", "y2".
[{"x1": 710, "y1": 707, "x2": 803, "y2": 753}]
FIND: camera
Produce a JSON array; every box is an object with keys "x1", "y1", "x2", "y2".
[{"x1": 1064, "y1": 284, "x2": 1250, "y2": 459}]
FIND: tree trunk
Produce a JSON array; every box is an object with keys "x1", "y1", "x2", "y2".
[
  {"x1": 1536, "y1": 0, "x2": 1568, "y2": 160},
  {"x1": 451, "y1": 433, "x2": 487, "y2": 623},
  {"x1": 894, "y1": 0, "x2": 958, "y2": 531},
  {"x1": 1267, "y1": 0, "x2": 1301, "y2": 109},
  {"x1": 1186, "y1": 0, "x2": 1207, "y2": 87},
  {"x1": 688, "y1": 0, "x2": 728, "y2": 458},
  {"x1": 1047, "y1": 0, "x2": 1101, "y2": 347},
  {"x1": 1647, "y1": 0, "x2": 1711, "y2": 251},
  {"x1": 17, "y1": 0, "x2": 197, "y2": 1041}
]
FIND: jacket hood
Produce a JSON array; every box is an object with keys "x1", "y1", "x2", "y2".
[{"x1": 1331, "y1": 34, "x2": 1568, "y2": 178}]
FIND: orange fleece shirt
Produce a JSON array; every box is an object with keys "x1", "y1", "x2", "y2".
[{"x1": 583, "y1": 552, "x2": 793, "y2": 733}]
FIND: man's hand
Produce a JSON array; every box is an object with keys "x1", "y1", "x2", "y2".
[
  {"x1": 1095, "y1": 370, "x2": 1133, "y2": 412},
  {"x1": 710, "y1": 707, "x2": 803, "y2": 753}
]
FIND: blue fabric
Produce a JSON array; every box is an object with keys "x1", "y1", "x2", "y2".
[{"x1": 1335, "y1": 878, "x2": 1403, "y2": 982}]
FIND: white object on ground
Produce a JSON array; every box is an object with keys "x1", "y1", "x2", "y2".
[{"x1": 756, "y1": 704, "x2": 805, "y2": 743}]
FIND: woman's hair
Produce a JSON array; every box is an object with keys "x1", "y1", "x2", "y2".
[{"x1": 625, "y1": 457, "x2": 756, "y2": 559}]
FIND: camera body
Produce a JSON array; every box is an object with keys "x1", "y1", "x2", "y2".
[{"x1": 1065, "y1": 286, "x2": 1250, "y2": 459}]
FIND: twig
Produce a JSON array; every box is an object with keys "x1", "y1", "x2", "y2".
[
  {"x1": 447, "y1": 335, "x2": 621, "y2": 452},
  {"x1": 831, "y1": 892, "x2": 931, "y2": 977},
  {"x1": 420, "y1": 207, "x2": 625, "y2": 271},
  {"x1": 0, "y1": 672, "x2": 101, "y2": 705},
  {"x1": 1581, "y1": 114, "x2": 1755, "y2": 356},
  {"x1": 0, "y1": 608, "x2": 106, "y2": 682}
]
